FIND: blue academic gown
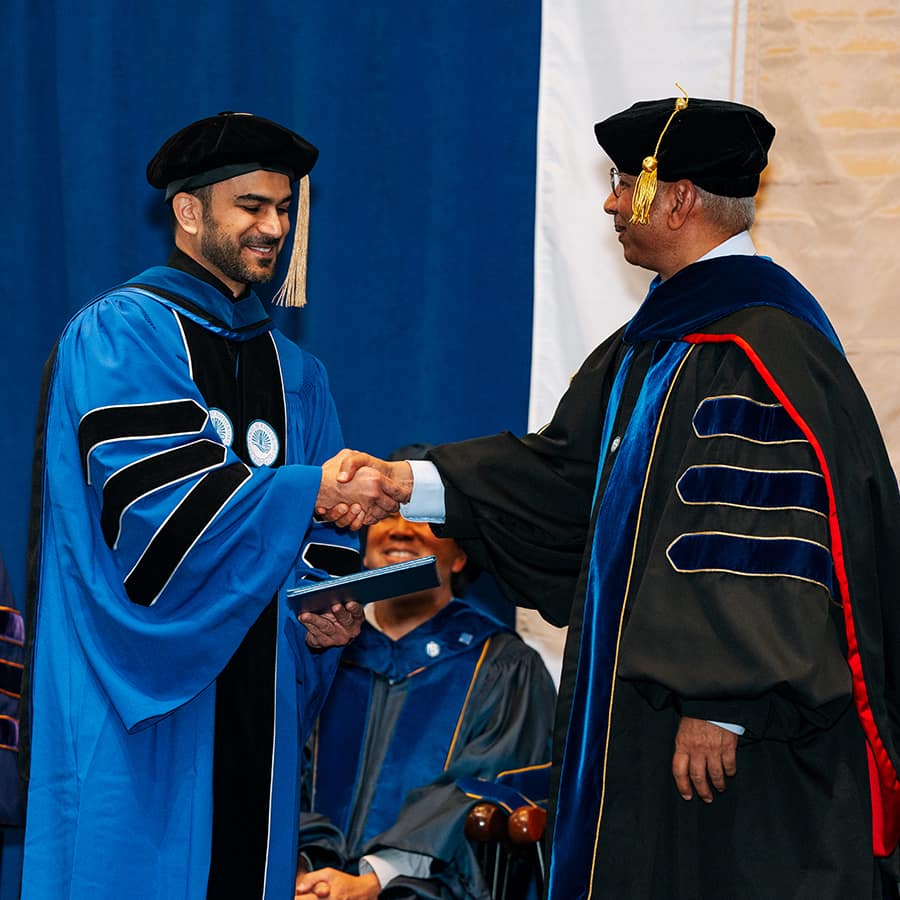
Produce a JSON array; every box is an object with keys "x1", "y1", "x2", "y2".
[{"x1": 22, "y1": 265, "x2": 357, "y2": 899}]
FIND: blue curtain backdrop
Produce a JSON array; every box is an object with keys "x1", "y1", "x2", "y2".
[{"x1": 1, "y1": 0, "x2": 540, "y2": 893}]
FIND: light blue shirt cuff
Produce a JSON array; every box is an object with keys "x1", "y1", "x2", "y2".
[
  {"x1": 400, "y1": 460, "x2": 446, "y2": 523},
  {"x1": 707, "y1": 720, "x2": 745, "y2": 736},
  {"x1": 359, "y1": 848, "x2": 433, "y2": 887}
]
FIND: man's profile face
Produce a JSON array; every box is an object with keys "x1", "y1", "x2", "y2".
[
  {"x1": 364, "y1": 513, "x2": 467, "y2": 590},
  {"x1": 603, "y1": 171, "x2": 668, "y2": 272},
  {"x1": 196, "y1": 170, "x2": 293, "y2": 291}
]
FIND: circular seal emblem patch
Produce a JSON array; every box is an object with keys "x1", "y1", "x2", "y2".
[
  {"x1": 425, "y1": 640, "x2": 441, "y2": 659},
  {"x1": 209, "y1": 408, "x2": 234, "y2": 447},
  {"x1": 247, "y1": 419, "x2": 279, "y2": 467}
]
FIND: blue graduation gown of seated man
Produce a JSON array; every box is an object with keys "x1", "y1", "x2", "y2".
[
  {"x1": 300, "y1": 600, "x2": 556, "y2": 899},
  {"x1": 21, "y1": 261, "x2": 359, "y2": 900}
]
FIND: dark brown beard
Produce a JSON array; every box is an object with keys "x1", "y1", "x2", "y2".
[{"x1": 200, "y1": 210, "x2": 279, "y2": 285}]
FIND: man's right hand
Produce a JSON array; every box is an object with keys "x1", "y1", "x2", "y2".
[
  {"x1": 295, "y1": 867, "x2": 380, "y2": 900},
  {"x1": 316, "y1": 451, "x2": 413, "y2": 530},
  {"x1": 671, "y1": 717, "x2": 738, "y2": 803}
]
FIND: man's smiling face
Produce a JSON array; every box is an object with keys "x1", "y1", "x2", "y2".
[
  {"x1": 196, "y1": 170, "x2": 293, "y2": 294},
  {"x1": 363, "y1": 512, "x2": 467, "y2": 593}
]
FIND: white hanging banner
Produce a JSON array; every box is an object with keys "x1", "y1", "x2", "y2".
[
  {"x1": 521, "y1": 0, "x2": 748, "y2": 684},
  {"x1": 530, "y1": 0, "x2": 748, "y2": 431}
]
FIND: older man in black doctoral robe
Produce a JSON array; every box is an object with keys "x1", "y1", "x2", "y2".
[{"x1": 323, "y1": 96, "x2": 900, "y2": 900}]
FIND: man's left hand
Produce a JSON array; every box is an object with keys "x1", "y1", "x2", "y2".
[
  {"x1": 671, "y1": 717, "x2": 738, "y2": 803},
  {"x1": 299, "y1": 601, "x2": 364, "y2": 649}
]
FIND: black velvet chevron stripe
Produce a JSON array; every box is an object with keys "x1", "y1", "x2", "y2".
[
  {"x1": 677, "y1": 466, "x2": 828, "y2": 515},
  {"x1": 0, "y1": 658, "x2": 23, "y2": 698},
  {"x1": 693, "y1": 396, "x2": 806, "y2": 444},
  {"x1": 124, "y1": 462, "x2": 251, "y2": 606},
  {"x1": 301, "y1": 542, "x2": 362, "y2": 577},
  {"x1": 0, "y1": 609, "x2": 24, "y2": 647},
  {"x1": 0, "y1": 716, "x2": 18, "y2": 751},
  {"x1": 101, "y1": 439, "x2": 227, "y2": 548},
  {"x1": 78, "y1": 399, "x2": 208, "y2": 481},
  {"x1": 668, "y1": 532, "x2": 833, "y2": 590}
]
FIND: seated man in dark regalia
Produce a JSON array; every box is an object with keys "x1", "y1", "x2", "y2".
[{"x1": 295, "y1": 446, "x2": 556, "y2": 900}]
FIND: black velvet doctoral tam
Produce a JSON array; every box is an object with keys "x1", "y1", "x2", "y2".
[
  {"x1": 594, "y1": 97, "x2": 775, "y2": 197},
  {"x1": 146, "y1": 111, "x2": 318, "y2": 199}
]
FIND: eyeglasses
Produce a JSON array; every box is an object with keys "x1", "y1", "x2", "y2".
[{"x1": 610, "y1": 167, "x2": 627, "y2": 198}]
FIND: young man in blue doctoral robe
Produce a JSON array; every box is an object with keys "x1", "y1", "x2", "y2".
[
  {"x1": 21, "y1": 113, "x2": 402, "y2": 900},
  {"x1": 326, "y1": 98, "x2": 900, "y2": 899}
]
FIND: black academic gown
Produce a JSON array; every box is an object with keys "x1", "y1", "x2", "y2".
[{"x1": 428, "y1": 255, "x2": 900, "y2": 900}]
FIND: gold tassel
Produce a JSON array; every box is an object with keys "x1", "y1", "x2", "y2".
[
  {"x1": 272, "y1": 175, "x2": 310, "y2": 308},
  {"x1": 630, "y1": 156, "x2": 659, "y2": 225},
  {"x1": 630, "y1": 84, "x2": 689, "y2": 225}
]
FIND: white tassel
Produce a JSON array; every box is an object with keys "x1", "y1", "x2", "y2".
[{"x1": 272, "y1": 175, "x2": 309, "y2": 308}]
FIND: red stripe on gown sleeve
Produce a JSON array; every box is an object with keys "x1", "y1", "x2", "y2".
[{"x1": 683, "y1": 331, "x2": 900, "y2": 856}]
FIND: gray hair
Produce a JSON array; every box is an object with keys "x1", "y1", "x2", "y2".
[{"x1": 694, "y1": 186, "x2": 756, "y2": 234}]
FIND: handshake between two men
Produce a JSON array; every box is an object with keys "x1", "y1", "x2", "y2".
[
  {"x1": 299, "y1": 449, "x2": 416, "y2": 650},
  {"x1": 316, "y1": 449, "x2": 416, "y2": 530}
]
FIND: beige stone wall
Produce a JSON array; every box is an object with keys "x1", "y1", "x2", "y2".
[{"x1": 744, "y1": 0, "x2": 900, "y2": 469}]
